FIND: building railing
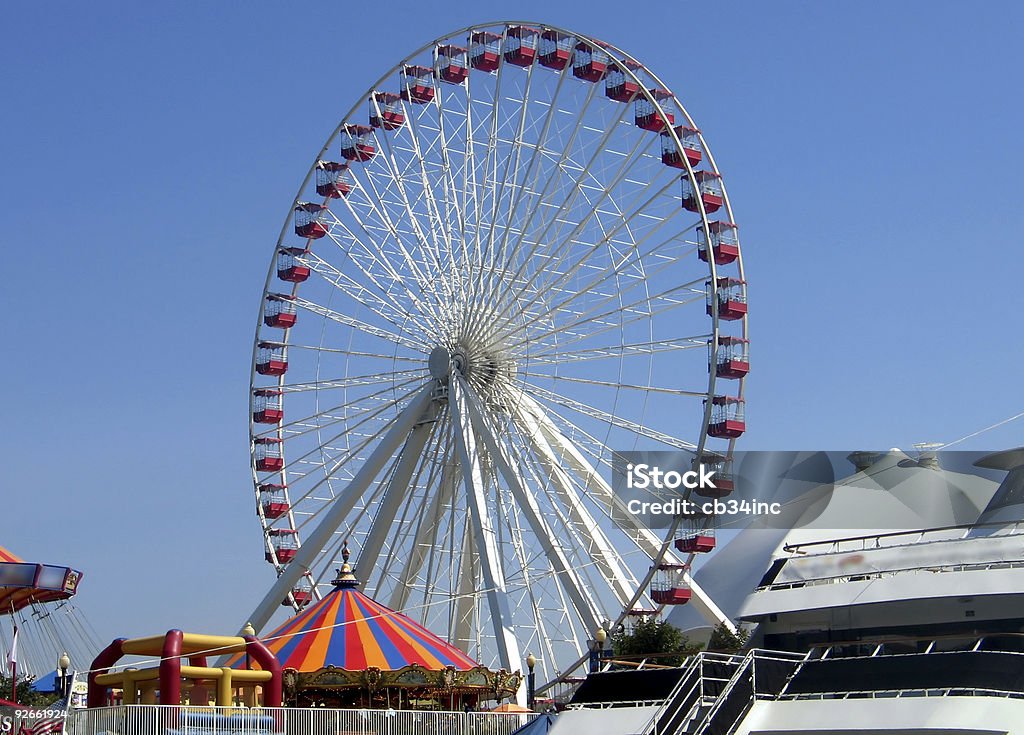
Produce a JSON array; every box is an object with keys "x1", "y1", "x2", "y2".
[{"x1": 65, "y1": 704, "x2": 537, "y2": 735}]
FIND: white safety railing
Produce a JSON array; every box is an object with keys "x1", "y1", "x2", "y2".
[{"x1": 66, "y1": 705, "x2": 537, "y2": 735}]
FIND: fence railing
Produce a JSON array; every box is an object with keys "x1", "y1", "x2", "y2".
[{"x1": 66, "y1": 704, "x2": 537, "y2": 735}]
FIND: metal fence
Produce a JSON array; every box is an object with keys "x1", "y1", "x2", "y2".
[{"x1": 66, "y1": 705, "x2": 537, "y2": 735}]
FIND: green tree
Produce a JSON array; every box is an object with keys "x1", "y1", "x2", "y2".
[
  {"x1": 612, "y1": 618, "x2": 703, "y2": 667},
  {"x1": 0, "y1": 673, "x2": 61, "y2": 708},
  {"x1": 707, "y1": 622, "x2": 751, "y2": 653}
]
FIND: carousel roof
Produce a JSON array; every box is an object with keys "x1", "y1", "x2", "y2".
[
  {"x1": 0, "y1": 546, "x2": 21, "y2": 563},
  {"x1": 242, "y1": 549, "x2": 479, "y2": 673}
]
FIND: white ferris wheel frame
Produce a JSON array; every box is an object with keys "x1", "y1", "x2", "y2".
[{"x1": 244, "y1": 20, "x2": 748, "y2": 685}]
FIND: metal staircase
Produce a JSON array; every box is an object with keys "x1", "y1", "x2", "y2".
[{"x1": 643, "y1": 650, "x2": 806, "y2": 735}]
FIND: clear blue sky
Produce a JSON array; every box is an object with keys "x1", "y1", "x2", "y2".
[{"x1": 2, "y1": 2, "x2": 1022, "y2": 662}]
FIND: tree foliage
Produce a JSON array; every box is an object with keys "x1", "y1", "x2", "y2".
[
  {"x1": 707, "y1": 622, "x2": 751, "y2": 653},
  {"x1": 0, "y1": 673, "x2": 61, "y2": 707},
  {"x1": 612, "y1": 618, "x2": 703, "y2": 667}
]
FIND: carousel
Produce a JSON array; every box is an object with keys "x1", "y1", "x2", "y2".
[{"x1": 235, "y1": 544, "x2": 522, "y2": 710}]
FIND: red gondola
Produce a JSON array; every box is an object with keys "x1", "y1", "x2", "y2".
[
  {"x1": 255, "y1": 437, "x2": 284, "y2": 472},
  {"x1": 636, "y1": 88, "x2": 675, "y2": 132},
  {"x1": 706, "y1": 395, "x2": 746, "y2": 439},
  {"x1": 682, "y1": 170, "x2": 724, "y2": 213},
  {"x1": 253, "y1": 389, "x2": 283, "y2": 425},
  {"x1": 470, "y1": 32, "x2": 502, "y2": 72},
  {"x1": 573, "y1": 41, "x2": 609, "y2": 82},
  {"x1": 401, "y1": 66, "x2": 435, "y2": 104},
  {"x1": 706, "y1": 278, "x2": 747, "y2": 321},
  {"x1": 438, "y1": 44, "x2": 469, "y2": 84},
  {"x1": 661, "y1": 126, "x2": 702, "y2": 169},
  {"x1": 694, "y1": 454, "x2": 735, "y2": 499},
  {"x1": 675, "y1": 504, "x2": 716, "y2": 552},
  {"x1": 256, "y1": 341, "x2": 287, "y2": 376},
  {"x1": 341, "y1": 124, "x2": 376, "y2": 162},
  {"x1": 290, "y1": 585, "x2": 313, "y2": 607},
  {"x1": 315, "y1": 161, "x2": 352, "y2": 198},
  {"x1": 259, "y1": 483, "x2": 290, "y2": 519},
  {"x1": 713, "y1": 336, "x2": 749, "y2": 379},
  {"x1": 294, "y1": 202, "x2": 328, "y2": 239},
  {"x1": 266, "y1": 528, "x2": 297, "y2": 563},
  {"x1": 370, "y1": 92, "x2": 405, "y2": 130},
  {"x1": 264, "y1": 294, "x2": 297, "y2": 329},
  {"x1": 605, "y1": 60, "x2": 642, "y2": 102},
  {"x1": 539, "y1": 30, "x2": 572, "y2": 69},
  {"x1": 651, "y1": 564, "x2": 691, "y2": 605},
  {"x1": 697, "y1": 221, "x2": 739, "y2": 265},
  {"x1": 504, "y1": 25, "x2": 539, "y2": 66},
  {"x1": 277, "y1": 247, "x2": 310, "y2": 283}
]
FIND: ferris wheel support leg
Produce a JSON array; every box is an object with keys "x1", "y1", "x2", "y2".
[
  {"x1": 355, "y1": 402, "x2": 440, "y2": 589},
  {"x1": 518, "y1": 393, "x2": 735, "y2": 633},
  {"x1": 449, "y1": 376, "x2": 524, "y2": 689},
  {"x1": 243, "y1": 383, "x2": 438, "y2": 634},
  {"x1": 459, "y1": 377, "x2": 604, "y2": 635}
]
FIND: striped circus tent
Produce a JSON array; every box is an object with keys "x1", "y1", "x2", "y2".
[
  {"x1": 253, "y1": 573, "x2": 479, "y2": 672},
  {"x1": 235, "y1": 544, "x2": 522, "y2": 708}
]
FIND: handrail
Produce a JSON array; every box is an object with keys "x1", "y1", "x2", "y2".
[
  {"x1": 782, "y1": 520, "x2": 1024, "y2": 554},
  {"x1": 757, "y1": 558, "x2": 1024, "y2": 591}
]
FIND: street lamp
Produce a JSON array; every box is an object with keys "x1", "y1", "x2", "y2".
[
  {"x1": 526, "y1": 653, "x2": 536, "y2": 709},
  {"x1": 589, "y1": 627, "x2": 607, "y2": 673},
  {"x1": 57, "y1": 652, "x2": 70, "y2": 698},
  {"x1": 242, "y1": 622, "x2": 256, "y2": 670}
]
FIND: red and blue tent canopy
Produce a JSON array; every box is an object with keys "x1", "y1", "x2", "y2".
[{"x1": 238, "y1": 568, "x2": 479, "y2": 673}]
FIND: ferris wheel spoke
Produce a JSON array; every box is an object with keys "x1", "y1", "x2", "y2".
[
  {"x1": 273, "y1": 384, "x2": 430, "y2": 514},
  {"x1": 464, "y1": 47, "x2": 510, "y2": 311},
  {"x1": 284, "y1": 342, "x2": 426, "y2": 364},
  {"x1": 247, "y1": 384, "x2": 437, "y2": 633},
  {"x1": 301, "y1": 250, "x2": 435, "y2": 338},
  {"x1": 370, "y1": 112, "x2": 452, "y2": 310},
  {"x1": 400, "y1": 99, "x2": 458, "y2": 296},
  {"x1": 523, "y1": 382, "x2": 697, "y2": 451},
  {"x1": 430, "y1": 89, "x2": 468, "y2": 298},
  {"x1": 528, "y1": 336, "x2": 710, "y2": 363},
  {"x1": 292, "y1": 296, "x2": 427, "y2": 351},
  {"x1": 354, "y1": 160, "x2": 444, "y2": 306},
  {"x1": 328, "y1": 187, "x2": 447, "y2": 329},
  {"x1": 510, "y1": 217, "x2": 698, "y2": 339},
  {"x1": 260, "y1": 377, "x2": 423, "y2": 449},
  {"x1": 514, "y1": 117, "x2": 653, "y2": 295},
  {"x1": 505, "y1": 281, "x2": 706, "y2": 357},
  {"x1": 459, "y1": 375, "x2": 604, "y2": 633},
  {"x1": 491, "y1": 170, "x2": 679, "y2": 346},
  {"x1": 276, "y1": 368, "x2": 422, "y2": 393},
  {"x1": 522, "y1": 372, "x2": 710, "y2": 398},
  {"x1": 498, "y1": 66, "x2": 604, "y2": 282},
  {"x1": 492, "y1": 60, "x2": 575, "y2": 274}
]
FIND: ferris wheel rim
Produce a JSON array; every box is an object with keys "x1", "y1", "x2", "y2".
[{"x1": 247, "y1": 20, "x2": 748, "y2": 683}]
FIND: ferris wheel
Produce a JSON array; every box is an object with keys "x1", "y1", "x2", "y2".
[{"x1": 246, "y1": 21, "x2": 748, "y2": 683}]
